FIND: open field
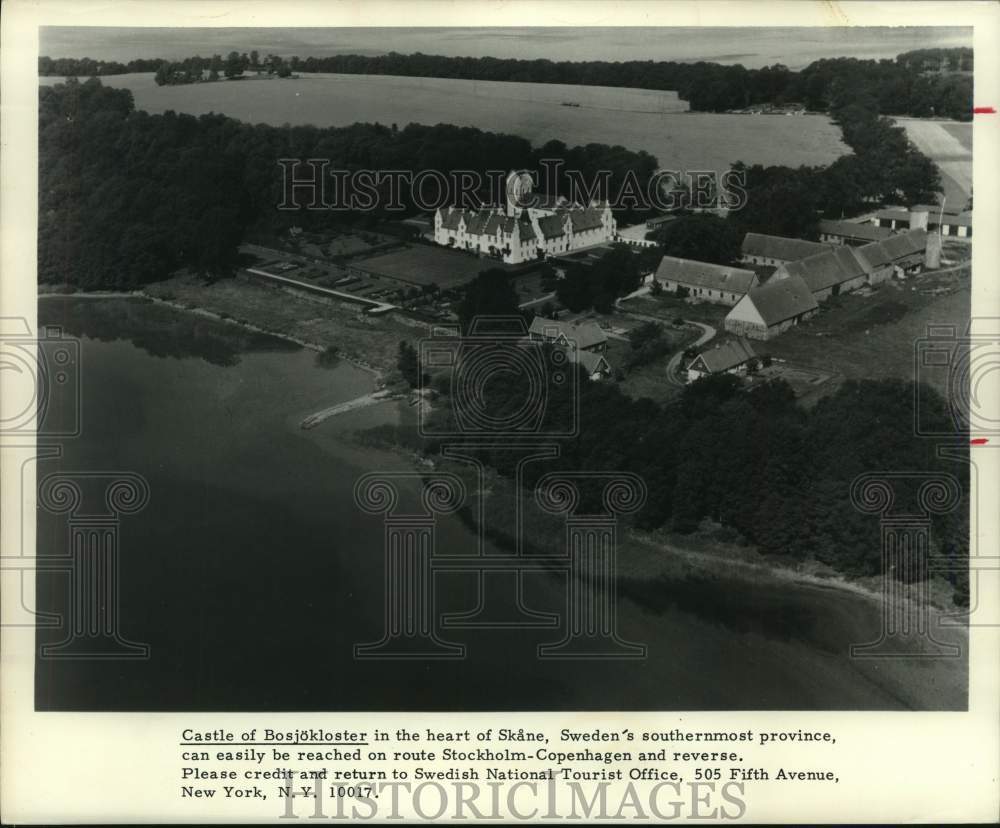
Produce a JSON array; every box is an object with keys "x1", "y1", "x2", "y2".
[
  {"x1": 895, "y1": 118, "x2": 972, "y2": 206},
  {"x1": 761, "y1": 267, "x2": 971, "y2": 403},
  {"x1": 350, "y1": 243, "x2": 511, "y2": 289},
  {"x1": 41, "y1": 73, "x2": 849, "y2": 172}
]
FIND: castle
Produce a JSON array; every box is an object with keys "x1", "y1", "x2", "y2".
[{"x1": 433, "y1": 171, "x2": 616, "y2": 264}]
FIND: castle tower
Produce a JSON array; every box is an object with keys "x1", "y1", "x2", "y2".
[{"x1": 506, "y1": 170, "x2": 534, "y2": 217}]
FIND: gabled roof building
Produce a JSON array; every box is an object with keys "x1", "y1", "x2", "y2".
[
  {"x1": 740, "y1": 233, "x2": 833, "y2": 266},
  {"x1": 434, "y1": 171, "x2": 615, "y2": 264},
  {"x1": 527, "y1": 317, "x2": 608, "y2": 352},
  {"x1": 687, "y1": 339, "x2": 758, "y2": 382},
  {"x1": 724, "y1": 274, "x2": 819, "y2": 340},
  {"x1": 818, "y1": 219, "x2": 895, "y2": 246},
  {"x1": 774, "y1": 246, "x2": 870, "y2": 300},
  {"x1": 653, "y1": 256, "x2": 759, "y2": 305}
]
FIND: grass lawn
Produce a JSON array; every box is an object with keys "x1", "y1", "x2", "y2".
[
  {"x1": 621, "y1": 293, "x2": 729, "y2": 327},
  {"x1": 612, "y1": 325, "x2": 704, "y2": 406},
  {"x1": 145, "y1": 273, "x2": 422, "y2": 371}
]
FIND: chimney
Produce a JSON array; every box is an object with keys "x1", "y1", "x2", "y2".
[
  {"x1": 909, "y1": 208, "x2": 930, "y2": 231},
  {"x1": 925, "y1": 231, "x2": 942, "y2": 270}
]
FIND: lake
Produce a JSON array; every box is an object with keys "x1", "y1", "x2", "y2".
[
  {"x1": 34, "y1": 297, "x2": 965, "y2": 711},
  {"x1": 40, "y1": 73, "x2": 849, "y2": 173}
]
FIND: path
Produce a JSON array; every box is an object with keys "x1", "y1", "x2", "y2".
[
  {"x1": 300, "y1": 390, "x2": 397, "y2": 429},
  {"x1": 665, "y1": 321, "x2": 716, "y2": 386}
]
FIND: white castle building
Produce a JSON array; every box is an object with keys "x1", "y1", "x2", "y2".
[{"x1": 434, "y1": 171, "x2": 616, "y2": 264}]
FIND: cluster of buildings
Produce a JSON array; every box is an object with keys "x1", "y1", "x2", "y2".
[
  {"x1": 434, "y1": 171, "x2": 617, "y2": 264},
  {"x1": 653, "y1": 208, "x2": 943, "y2": 342},
  {"x1": 526, "y1": 317, "x2": 611, "y2": 380}
]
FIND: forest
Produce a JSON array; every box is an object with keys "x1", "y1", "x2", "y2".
[
  {"x1": 40, "y1": 47, "x2": 974, "y2": 119},
  {"x1": 38, "y1": 78, "x2": 657, "y2": 288},
  {"x1": 364, "y1": 363, "x2": 969, "y2": 604}
]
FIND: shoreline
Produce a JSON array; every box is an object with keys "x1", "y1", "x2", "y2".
[
  {"x1": 341, "y1": 420, "x2": 966, "y2": 624},
  {"x1": 42, "y1": 288, "x2": 967, "y2": 639},
  {"x1": 39, "y1": 287, "x2": 385, "y2": 385}
]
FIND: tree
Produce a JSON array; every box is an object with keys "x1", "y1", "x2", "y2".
[
  {"x1": 250, "y1": 50, "x2": 259, "y2": 70},
  {"x1": 224, "y1": 51, "x2": 243, "y2": 79},
  {"x1": 650, "y1": 214, "x2": 743, "y2": 265},
  {"x1": 397, "y1": 341, "x2": 422, "y2": 388},
  {"x1": 897, "y1": 150, "x2": 942, "y2": 206},
  {"x1": 457, "y1": 269, "x2": 521, "y2": 333}
]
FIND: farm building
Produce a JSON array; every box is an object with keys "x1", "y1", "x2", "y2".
[
  {"x1": 653, "y1": 256, "x2": 759, "y2": 305},
  {"x1": 872, "y1": 206, "x2": 972, "y2": 238},
  {"x1": 740, "y1": 233, "x2": 832, "y2": 266},
  {"x1": 818, "y1": 219, "x2": 895, "y2": 246},
  {"x1": 687, "y1": 339, "x2": 757, "y2": 382},
  {"x1": 527, "y1": 317, "x2": 608, "y2": 353},
  {"x1": 724, "y1": 274, "x2": 819, "y2": 340},
  {"x1": 774, "y1": 246, "x2": 870, "y2": 301},
  {"x1": 863, "y1": 228, "x2": 929, "y2": 277}
]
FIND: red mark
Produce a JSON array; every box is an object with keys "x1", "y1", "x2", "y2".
[
  {"x1": 970, "y1": 438, "x2": 989, "y2": 445},
  {"x1": 973, "y1": 106, "x2": 996, "y2": 114}
]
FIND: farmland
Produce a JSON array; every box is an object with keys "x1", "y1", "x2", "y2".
[
  {"x1": 40, "y1": 72, "x2": 849, "y2": 172},
  {"x1": 895, "y1": 117, "x2": 973, "y2": 206}
]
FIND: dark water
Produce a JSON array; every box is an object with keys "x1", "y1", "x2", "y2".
[{"x1": 35, "y1": 297, "x2": 966, "y2": 711}]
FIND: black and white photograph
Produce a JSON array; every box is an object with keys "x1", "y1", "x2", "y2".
[
  {"x1": 23, "y1": 21, "x2": 984, "y2": 716},
  {"x1": 5, "y1": 3, "x2": 1000, "y2": 823}
]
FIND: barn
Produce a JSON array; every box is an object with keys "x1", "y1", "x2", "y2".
[
  {"x1": 724, "y1": 274, "x2": 818, "y2": 340},
  {"x1": 818, "y1": 219, "x2": 895, "y2": 247},
  {"x1": 740, "y1": 233, "x2": 832, "y2": 266},
  {"x1": 774, "y1": 246, "x2": 869, "y2": 301},
  {"x1": 653, "y1": 256, "x2": 758, "y2": 305}
]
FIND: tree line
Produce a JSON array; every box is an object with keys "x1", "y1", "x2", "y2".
[
  {"x1": 40, "y1": 47, "x2": 973, "y2": 119},
  {"x1": 368, "y1": 362, "x2": 968, "y2": 603},
  {"x1": 38, "y1": 78, "x2": 659, "y2": 289},
  {"x1": 154, "y1": 51, "x2": 294, "y2": 85}
]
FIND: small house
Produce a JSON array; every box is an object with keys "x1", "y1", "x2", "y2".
[
  {"x1": 527, "y1": 317, "x2": 608, "y2": 353},
  {"x1": 686, "y1": 339, "x2": 758, "y2": 382}
]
